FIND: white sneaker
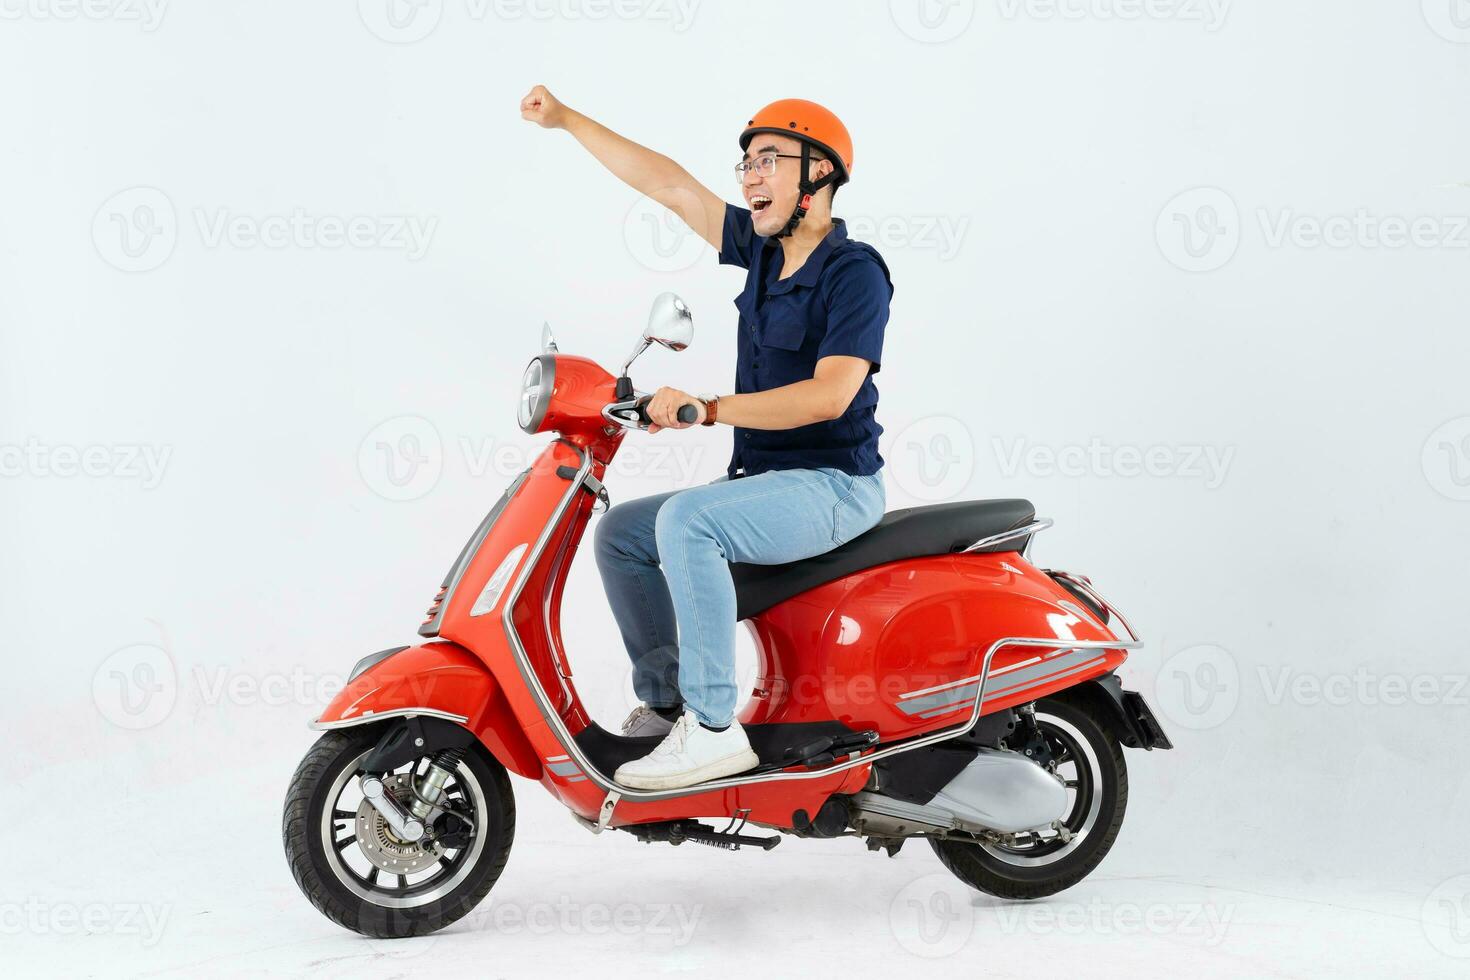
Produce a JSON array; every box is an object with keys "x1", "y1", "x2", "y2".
[
  {"x1": 615, "y1": 713, "x2": 760, "y2": 790},
  {"x1": 620, "y1": 704, "x2": 676, "y2": 738}
]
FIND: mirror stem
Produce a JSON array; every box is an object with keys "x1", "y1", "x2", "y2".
[{"x1": 620, "y1": 337, "x2": 652, "y2": 379}]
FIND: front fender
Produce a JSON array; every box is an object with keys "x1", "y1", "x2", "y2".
[{"x1": 312, "y1": 641, "x2": 542, "y2": 779}]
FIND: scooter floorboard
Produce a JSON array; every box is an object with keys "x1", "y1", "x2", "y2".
[{"x1": 573, "y1": 719, "x2": 862, "y2": 776}]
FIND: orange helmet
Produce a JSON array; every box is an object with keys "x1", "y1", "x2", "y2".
[
  {"x1": 740, "y1": 99, "x2": 852, "y2": 237},
  {"x1": 740, "y1": 98, "x2": 853, "y2": 185}
]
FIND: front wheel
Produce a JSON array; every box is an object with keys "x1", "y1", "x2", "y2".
[
  {"x1": 930, "y1": 696, "x2": 1127, "y2": 900},
  {"x1": 282, "y1": 727, "x2": 515, "y2": 938}
]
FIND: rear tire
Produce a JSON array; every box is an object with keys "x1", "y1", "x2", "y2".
[
  {"x1": 282, "y1": 727, "x2": 515, "y2": 938},
  {"x1": 930, "y1": 697, "x2": 1127, "y2": 900}
]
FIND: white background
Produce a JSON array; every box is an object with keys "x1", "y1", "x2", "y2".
[{"x1": 4, "y1": 0, "x2": 1470, "y2": 976}]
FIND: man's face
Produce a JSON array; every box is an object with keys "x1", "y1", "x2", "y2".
[{"x1": 740, "y1": 133, "x2": 834, "y2": 237}]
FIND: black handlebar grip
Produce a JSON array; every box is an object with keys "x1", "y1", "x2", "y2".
[{"x1": 633, "y1": 397, "x2": 701, "y2": 427}]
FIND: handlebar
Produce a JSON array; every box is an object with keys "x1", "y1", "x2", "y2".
[
  {"x1": 632, "y1": 397, "x2": 699, "y2": 427},
  {"x1": 604, "y1": 395, "x2": 701, "y2": 430}
]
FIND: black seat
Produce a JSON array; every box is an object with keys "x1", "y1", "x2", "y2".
[{"x1": 729, "y1": 499, "x2": 1035, "y2": 620}]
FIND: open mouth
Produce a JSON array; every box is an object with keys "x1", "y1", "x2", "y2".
[{"x1": 750, "y1": 195, "x2": 772, "y2": 213}]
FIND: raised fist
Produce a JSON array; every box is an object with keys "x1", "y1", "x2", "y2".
[{"x1": 520, "y1": 85, "x2": 568, "y2": 129}]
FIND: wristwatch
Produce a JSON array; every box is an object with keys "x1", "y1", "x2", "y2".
[{"x1": 699, "y1": 395, "x2": 719, "y2": 427}]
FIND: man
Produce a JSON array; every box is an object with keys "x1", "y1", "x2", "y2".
[{"x1": 520, "y1": 86, "x2": 892, "y2": 790}]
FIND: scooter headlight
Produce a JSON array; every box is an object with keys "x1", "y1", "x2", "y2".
[{"x1": 517, "y1": 355, "x2": 555, "y2": 433}]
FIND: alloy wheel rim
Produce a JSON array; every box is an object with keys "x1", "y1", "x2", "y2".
[{"x1": 318, "y1": 749, "x2": 490, "y2": 909}]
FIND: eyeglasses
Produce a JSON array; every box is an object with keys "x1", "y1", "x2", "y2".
[{"x1": 733, "y1": 152, "x2": 804, "y2": 183}]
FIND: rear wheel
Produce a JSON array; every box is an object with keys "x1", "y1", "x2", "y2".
[
  {"x1": 930, "y1": 697, "x2": 1127, "y2": 899},
  {"x1": 282, "y1": 727, "x2": 515, "y2": 938}
]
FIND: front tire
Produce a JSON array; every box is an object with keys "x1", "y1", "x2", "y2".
[
  {"x1": 930, "y1": 696, "x2": 1127, "y2": 900},
  {"x1": 282, "y1": 727, "x2": 515, "y2": 938}
]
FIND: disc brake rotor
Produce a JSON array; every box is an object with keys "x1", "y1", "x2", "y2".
[{"x1": 354, "y1": 772, "x2": 444, "y2": 875}]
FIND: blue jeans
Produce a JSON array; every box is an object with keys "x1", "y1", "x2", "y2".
[{"x1": 593, "y1": 467, "x2": 885, "y2": 727}]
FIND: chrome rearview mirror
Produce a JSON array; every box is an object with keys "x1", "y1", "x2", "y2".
[
  {"x1": 645, "y1": 292, "x2": 693, "y2": 351},
  {"x1": 621, "y1": 293, "x2": 693, "y2": 376},
  {"x1": 541, "y1": 321, "x2": 558, "y2": 353}
]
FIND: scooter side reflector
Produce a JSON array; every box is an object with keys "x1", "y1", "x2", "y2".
[{"x1": 471, "y1": 543, "x2": 528, "y2": 617}]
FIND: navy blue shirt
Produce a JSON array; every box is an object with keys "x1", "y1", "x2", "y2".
[{"x1": 718, "y1": 204, "x2": 892, "y2": 478}]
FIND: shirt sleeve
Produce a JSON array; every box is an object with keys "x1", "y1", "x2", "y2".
[
  {"x1": 718, "y1": 203, "x2": 759, "y2": 269},
  {"x1": 817, "y1": 253, "x2": 891, "y2": 372}
]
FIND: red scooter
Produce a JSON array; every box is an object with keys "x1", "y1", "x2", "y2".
[{"x1": 282, "y1": 293, "x2": 1172, "y2": 938}]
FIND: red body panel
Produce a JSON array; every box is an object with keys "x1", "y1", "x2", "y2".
[
  {"x1": 320, "y1": 353, "x2": 1134, "y2": 831},
  {"x1": 316, "y1": 642, "x2": 542, "y2": 780},
  {"x1": 742, "y1": 554, "x2": 1125, "y2": 738}
]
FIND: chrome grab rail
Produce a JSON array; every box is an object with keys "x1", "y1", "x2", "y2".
[
  {"x1": 963, "y1": 518, "x2": 1054, "y2": 553},
  {"x1": 1046, "y1": 568, "x2": 1140, "y2": 643},
  {"x1": 500, "y1": 446, "x2": 1143, "y2": 804}
]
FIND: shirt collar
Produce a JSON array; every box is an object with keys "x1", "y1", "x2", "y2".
[{"x1": 764, "y1": 219, "x2": 849, "y2": 294}]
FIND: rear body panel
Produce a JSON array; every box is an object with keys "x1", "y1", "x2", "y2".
[{"x1": 743, "y1": 553, "x2": 1127, "y2": 739}]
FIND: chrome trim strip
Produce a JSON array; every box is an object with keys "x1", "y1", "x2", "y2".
[
  {"x1": 499, "y1": 447, "x2": 1144, "y2": 803},
  {"x1": 896, "y1": 648, "x2": 1095, "y2": 715},
  {"x1": 913, "y1": 657, "x2": 1108, "y2": 719},
  {"x1": 308, "y1": 707, "x2": 471, "y2": 731},
  {"x1": 964, "y1": 518, "x2": 1054, "y2": 554},
  {"x1": 543, "y1": 521, "x2": 578, "y2": 712},
  {"x1": 898, "y1": 647, "x2": 1072, "y2": 701}
]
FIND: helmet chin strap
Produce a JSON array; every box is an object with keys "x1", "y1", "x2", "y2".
[{"x1": 776, "y1": 140, "x2": 839, "y2": 239}]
